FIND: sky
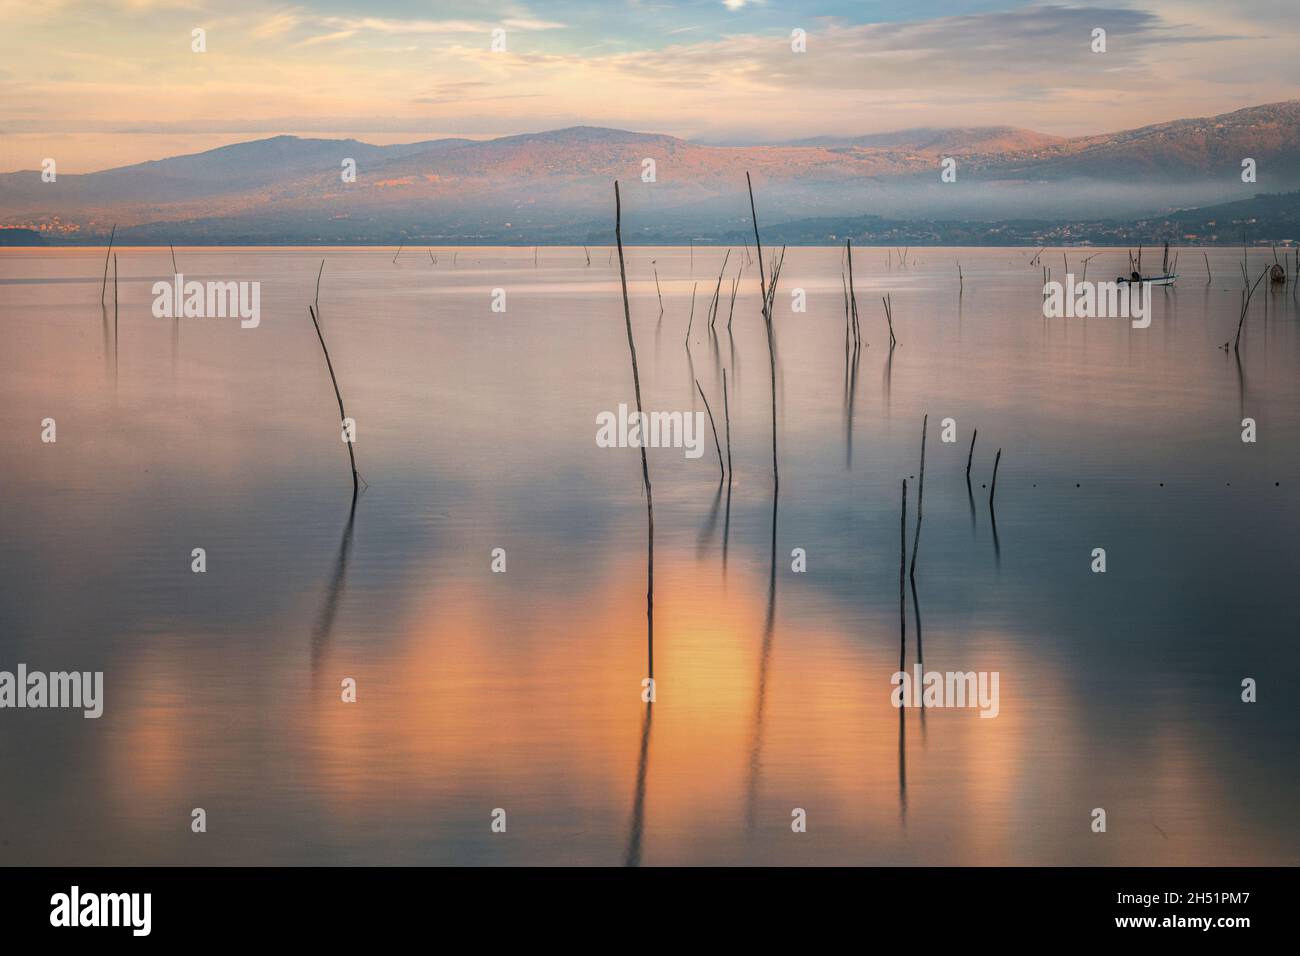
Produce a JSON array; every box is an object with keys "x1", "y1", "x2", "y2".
[{"x1": 2, "y1": 0, "x2": 1299, "y2": 172}]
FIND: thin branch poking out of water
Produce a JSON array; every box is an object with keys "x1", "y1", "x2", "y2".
[
  {"x1": 722, "y1": 367, "x2": 733, "y2": 482},
  {"x1": 746, "y1": 171, "x2": 779, "y2": 493},
  {"x1": 882, "y1": 293, "x2": 898, "y2": 347},
  {"x1": 707, "y1": 249, "x2": 731, "y2": 331},
  {"x1": 308, "y1": 304, "x2": 360, "y2": 500},
  {"x1": 615, "y1": 181, "x2": 654, "y2": 679},
  {"x1": 696, "y1": 379, "x2": 725, "y2": 482},
  {"x1": 685, "y1": 282, "x2": 697, "y2": 348},
  {"x1": 846, "y1": 239, "x2": 861, "y2": 349},
  {"x1": 989, "y1": 448, "x2": 1002, "y2": 508},
  {"x1": 899, "y1": 478, "x2": 908, "y2": 675},
  {"x1": 1231, "y1": 266, "x2": 1269, "y2": 353},
  {"x1": 100, "y1": 224, "x2": 116, "y2": 307},
  {"x1": 909, "y1": 414, "x2": 927, "y2": 582}
]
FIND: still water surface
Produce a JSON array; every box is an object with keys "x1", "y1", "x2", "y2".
[{"x1": 0, "y1": 245, "x2": 1296, "y2": 864}]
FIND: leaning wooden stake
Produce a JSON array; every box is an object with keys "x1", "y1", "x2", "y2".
[
  {"x1": 989, "y1": 448, "x2": 1002, "y2": 507},
  {"x1": 966, "y1": 428, "x2": 978, "y2": 483},
  {"x1": 1232, "y1": 266, "x2": 1269, "y2": 352},
  {"x1": 170, "y1": 244, "x2": 178, "y2": 273},
  {"x1": 746, "y1": 171, "x2": 778, "y2": 492},
  {"x1": 899, "y1": 478, "x2": 908, "y2": 673},
  {"x1": 909, "y1": 414, "x2": 927, "y2": 581},
  {"x1": 726, "y1": 274, "x2": 739, "y2": 332},
  {"x1": 392, "y1": 241, "x2": 404, "y2": 264},
  {"x1": 685, "y1": 282, "x2": 697, "y2": 347},
  {"x1": 707, "y1": 249, "x2": 731, "y2": 330},
  {"x1": 308, "y1": 304, "x2": 360, "y2": 498},
  {"x1": 100, "y1": 224, "x2": 116, "y2": 307},
  {"x1": 722, "y1": 368, "x2": 733, "y2": 481},
  {"x1": 615, "y1": 181, "x2": 654, "y2": 675},
  {"x1": 747, "y1": 172, "x2": 768, "y2": 316},
  {"x1": 696, "y1": 379, "x2": 725, "y2": 481},
  {"x1": 846, "y1": 239, "x2": 861, "y2": 348}
]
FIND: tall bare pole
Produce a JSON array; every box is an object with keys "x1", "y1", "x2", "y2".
[{"x1": 615, "y1": 182, "x2": 654, "y2": 678}]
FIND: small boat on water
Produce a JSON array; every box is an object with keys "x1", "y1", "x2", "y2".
[{"x1": 1117, "y1": 271, "x2": 1177, "y2": 286}]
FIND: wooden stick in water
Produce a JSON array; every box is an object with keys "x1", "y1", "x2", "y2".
[
  {"x1": 966, "y1": 428, "x2": 977, "y2": 483},
  {"x1": 708, "y1": 249, "x2": 731, "y2": 330},
  {"x1": 722, "y1": 368, "x2": 733, "y2": 481},
  {"x1": 746, "y1": 172, "x2": 778, "y2": 492},
  {"x1": 909, "y1": 414, "x2": 927, "y2": 581},
  {"x1": 727, "y1": 274, "x2": 738, "y2": 332},
  {"x1": 308, "y1": 304, "x2": 360, "y2": 498},
  {"x1": 170, "y1": 244, "x2": 178, "y2": 273},
  {"x1": 1232, "y1": 266, "x2": 1269, "y2": 352},
  {"x1": 899, "y1": 478, "x2": 907, "y2": 673},
  {"x1": 393, "y1": 241, "x2": 404, "y2": 264},
  {"x1": 614, "y1": 181, "x2": 654, "y2": 676},
  {"x1": 685, "y1": 282, "x2": 697, "y2": 347},
  {"x1": 846, "y1": 239, "x2": 860, "y2": 348},
  {"x1": 746, "y1": 172, "x2": 768, "y2": 316},
  {"x1": 882, "y1": 294, "x2": 897, "y2": 346},
  {"x1": 100, "y1": 224, "x2": 116, "y2": 307},
  {"x1": 989, "y1": 448, "x2": 1002, "y2": 507},
  {"x1": 696, "y1": 379, "x2": 725, "y2": 481}
]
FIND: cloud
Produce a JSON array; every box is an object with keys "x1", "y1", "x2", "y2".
[{"x1": 2, "y1": 0, "x2": 1297, "y2": 171}]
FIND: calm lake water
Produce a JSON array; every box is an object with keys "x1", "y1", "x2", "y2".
[{"x1": 1, "y1": 245, "x2": 1297, "y2": 865}]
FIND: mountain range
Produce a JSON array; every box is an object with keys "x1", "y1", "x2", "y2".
[{"x1": 3, "y1": 101, "x2": 1299, "y2": 245}]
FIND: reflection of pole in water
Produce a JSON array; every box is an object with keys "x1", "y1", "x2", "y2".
[
  {"x1": 311, "y1": 495, "x2": 358, "y2": 676},
  {"x1": 844, "y1": 314, "x2": 860, "y2": 469},
  {"x1": 966, "y1": 430, "x2": 978, "y2": 535},
  {"x1": 883, "y1": 340, "x2": 895, "y2": 417},
  {"x1": 722, "y1": 368, "x2": 733, "y2": 573},
  {"x1": 624, "y1": 700, "x2": 654, "y2": 867},
  {"x1": 744, "y1": 487, "x2": 779, "y2": 836},
  {"x1": 898, "y1": 703, "x2": 908, "y2": 825},
  {"x1": 697, "y1": 481, "x2": 724, "y2": 556},
  {"x1": 899, "y1": 479, "x2": 907, "y2": 675}
]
